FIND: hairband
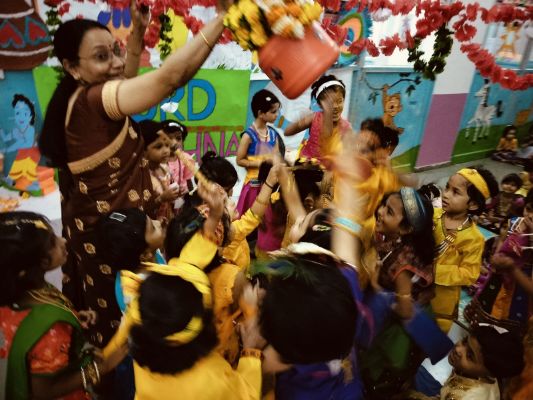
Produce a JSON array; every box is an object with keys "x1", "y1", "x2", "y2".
[
  {"x1": 129, "y1": 298, "x2": 204, "y2": 345},
  {"x1": 127, "y1": 261, "x2": 212, "y2": 346},
  {"x1": 315, "y1": 80, "x2": 344, "y2": 99},
  {"x1": 457, "y1": 168, "x2": 490, "y2": 199},
  {"x1": 165, "y1": 121, "x2": 186, "y2": 133},
  {"x1": 1, "y1": 218, "x2": 49, "y2": 231},
  {"x1": 400, "y1": 187, "x2": 427, "y2": 233}
]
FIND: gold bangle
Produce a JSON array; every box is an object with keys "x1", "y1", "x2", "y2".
[
  {"x1": 241, "y1": 348, "x2": 263, "y2": 360},
  {"x1": 199, "y1": 31, "x2": 213, "y2": 50},
  {"x1": 396, "y1": 293, "x2": 412, "y2": 299},
  {"x1": 80, "y1": 367, "x2": 88, "y2": 391},
  {"x1": 84, "y1": 362, "x2": 99, "y2": 386}
]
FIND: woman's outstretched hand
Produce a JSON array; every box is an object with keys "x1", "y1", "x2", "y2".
[{"x1": 131, "y1": 0, "x2": 150, "y2": 30}]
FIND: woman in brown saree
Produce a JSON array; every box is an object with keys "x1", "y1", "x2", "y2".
[{"x1": 39, "y1": 2, "x2": 230, "y2": 349}]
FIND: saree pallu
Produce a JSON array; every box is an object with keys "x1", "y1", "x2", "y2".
[{"x1": 2, "y1": 304, "x2": 87, "y2": 400}]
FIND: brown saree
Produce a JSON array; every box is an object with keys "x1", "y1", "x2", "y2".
[{"x1": 61, "y1": 80, "x2": 156, "y2": 346}]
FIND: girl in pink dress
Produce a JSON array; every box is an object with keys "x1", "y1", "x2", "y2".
[{"x1": 284, "y1": 75, "x2": 352, "y2": 165}]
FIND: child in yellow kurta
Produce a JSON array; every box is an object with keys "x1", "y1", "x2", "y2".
[
  {"x1": 431, "y1": 167, "x2": 499, "y2": 332},
  {"x1": 165, "y1": 165, "x2": 281, "y2": 365},
  {"x1": 104, "y1": 263, "x2": 263, "y2": 400},
  {"x1": 103, "y1": 182, "x2": 264, "y2": 399}
]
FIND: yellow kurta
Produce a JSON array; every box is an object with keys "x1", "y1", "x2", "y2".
[
  {"x1": 431, "y1": 208, "x2": 484, "y2": 332},
  {"x1": 105, "y1": 313, "x2": 261, "y2": 400},
  {"x1": 341, "y1": 164, "x2": 400, "y2": 288},
  {"x1": 209, "y1": 262, "x2": 241, "y2": 364},
  {"x1": 104, "y1": 231, "x2": 218, "y2": 357},
  {"x1": 104, "y1": 229, "x2": 260, "y2": 399},
  {"x1": 133, "y1": 351, "x2": 261, "y2": 400},
  {"x1": 222, "y1": 208, "x2": 262, "y2": 270}
]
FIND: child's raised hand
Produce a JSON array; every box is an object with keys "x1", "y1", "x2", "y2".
[
  {"x1": 94, "y1": 342, "x2": 129, "y2": 375},
  {"x1": 78, "y1": 309, "x2": 97, "y2": 330},
  {"x1": 159, "y1": 185, "x2": 181, "y2": 202},
  {"x1": 197, "y1": 180, "x2": 227, "y2": 219},
  {"x1": 318, "y1": 90, "x2": 337, "y2": 116},
  {"x1": 491, "y1": 254, "x2": 516, "y2": 272},
  {"x1": 238, "y1": 316, "x2": 266, "y2": 351},
  {"x1": 266, "y1": 163, "x2": 283, "y2": 187}
]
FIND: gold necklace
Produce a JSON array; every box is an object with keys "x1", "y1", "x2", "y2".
[
  {"x1": 435, "y1": 213, "x2": 470, "y2": 257},
  {"x1": 252, "y1": 123, "x2": 269, "y2": 140},
  {"x1": 27, "y1": 284, "x2": 80, "y2": 322}
]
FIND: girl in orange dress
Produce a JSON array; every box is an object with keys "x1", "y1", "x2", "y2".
[{"x1": 0, "y1": 211, "x2": 126, "y2": 399}]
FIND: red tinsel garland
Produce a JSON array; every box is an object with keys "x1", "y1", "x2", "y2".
[
  {"x1": 45, "y1": 0, "x2": 533, "y2": 89},
  {"x1": 326, "y1": 0, "x2": 533, "y2": 89}
]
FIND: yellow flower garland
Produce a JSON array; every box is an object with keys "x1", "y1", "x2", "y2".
[{"x1": 224, "y1": 0, "x2": 323, "y2": 51}]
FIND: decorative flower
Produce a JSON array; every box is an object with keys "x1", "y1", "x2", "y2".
[
  {"x1": 44, "y1": 0, "x2": 65, "y2": 6},
  {"x1": 224, "y1": 0, "x2": 323, "y2": 51},
  {"x1": 322, "y1": 17, "x2": 347, "y2": 45},
  {"x1": 58, "y1": 2, "x2": 71, "y2": 16}
]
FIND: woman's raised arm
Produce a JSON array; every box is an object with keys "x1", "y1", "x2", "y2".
[{"x1": 117, "y1": 14, "x2": 225, "y2": 116}]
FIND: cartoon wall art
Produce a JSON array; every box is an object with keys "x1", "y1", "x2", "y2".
[
  {"x1": 465, "y1": 79, "x2": 503, "y2": 143},
  {"x1": 351, "y1": 69, "x2": 433, "y2": 170},
  {"x1": 0, "y1": 71, "x2": 56, "y2": 195},
  {"x1": 452, "y1": 73, "x2": 533, "y2": 165},
  {"x1": 381, "y1": 84, "x2": 404, "y2": 133},
  {"x1": 363, "y1": 72, "x2": 423, "y2": 136},
  {"x1": 0, "y1": 0, "x2": 51, "y2": 71},
  {"x1": 514, "y1": 99, "x2": 533, "y2": 126},
  {"x1": 496, "y1": 22, "x2": 522, "y2": 61},
  {"x1": 334, "y1": 8, "x2": 372, "y2": 66}
]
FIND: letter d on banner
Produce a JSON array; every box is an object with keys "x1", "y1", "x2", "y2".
[{"x1": 188, "y1": 79, "x2": 216, "y2": 121}]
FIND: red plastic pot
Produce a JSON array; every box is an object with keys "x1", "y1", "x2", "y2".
[{"x1": 258, "y1": 22, "x2": 340, "y2": 99}]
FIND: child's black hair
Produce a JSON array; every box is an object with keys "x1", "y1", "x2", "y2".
[
  {"x1": 380, "y1": 125, "x2": 400, "y2": 150},
  {"x1": 360, "y1": 118, "x2": 399, "y2": 149},
  {"x1": 165, "y1": 205, "x2": 229, "y2": 263},
  {"x1": 419, "y1": 183, "x2": 441, "y2": 203},
  {"x1": 465, "y1": 166, "x2": 499, "y2": 215},
  {"x1": 502, "y1": 124, "x2": 517, "y2": 138},
  {"x1": 12, "y1": 94, "x2": 36, "y2": 125},
  {"x1": 161, "y1": 120, "x2": 188, "y2": 142},
  {"x1": 299, "y1": 208, "x2": 333, "y2": 251},
  {"x1": 501, "y1": 173, "x2": 522, "y2": 189},
  {"x1": 377, "y1": 192, "x2": 435, "y2": 265},
  {"x1": 251, "y1": 89, "x2": 280, "y2": 118},
  {"x1": 0, "y1": 212, "x2": 55, "y2": 306},
  {"x1": 471, "y1": 324, "x2": 524, "y2": 379},
  {"x1": 130, "y1": 273, "x2": 218, "y2": 374},
  {"x1": 198, "y1": 151, "x2": 238, "y2": 192},
  {"x1": 164, "y1": 207, "x2": 206, "y2": 260},
  {"x1": 311, "y1": 74, "x2": 346, "y2": 102},
  {"x1": 138, "y1": 119, "x2": 165, "y2": 148},
  {"x1": 255, "y1": 254, "x2": 357, "y2": 364},
  {"x1": 96, "y1": 208, "x2": 148, "y2": 272},
  {"x1": 524, "y1": 158, "x2": 533, "y2": 173}
]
